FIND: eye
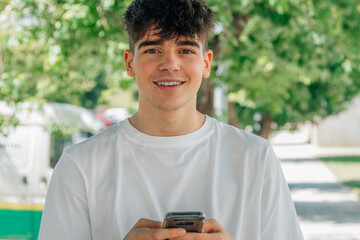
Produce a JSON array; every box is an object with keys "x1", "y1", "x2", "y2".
[
  {"x1": 144, "y1": 49, "x2": 160, "y2": 54},
  {"x1": 180, "y1": 49, "x2": 194, "y2": 54}
]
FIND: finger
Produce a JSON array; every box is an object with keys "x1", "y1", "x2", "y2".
[
  {"x1": 145, "y1": 228, "x2": 186, "y2": 239},
  {"x1": 177, "y1": 232, "x2": 222, "y2": 240},
  {"x1": 203, "y1": 219, "x2": 223, "y2": 233},
  {"x1": 134, "y1": 218, "x2": 163, "y2": 229}
]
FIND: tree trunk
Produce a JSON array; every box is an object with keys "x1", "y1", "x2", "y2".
[
  {"x1": 197, "y1": 78, "x2": 214, "y2": 116},
  {"x1": 226, "y1": 13, "x2": 251, "y2": 126},
  {"x1": 259, "y1": 113, "x2": 272, "y2": 139},
  {"x1": 197, "y1": 13, "x2": 250, "y2": 119},
  {"x1": 228, "y1": 101, "x2": 239, "y2": 127},
  {"x1": 197, "y1": 35, "x2": 220, "y2": 116}
]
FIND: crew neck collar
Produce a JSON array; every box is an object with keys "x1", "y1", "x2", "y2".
[{"x1": 121, "y1": 115, "x2": 214, "y2": 148}]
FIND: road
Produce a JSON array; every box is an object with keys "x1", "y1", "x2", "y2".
[{"x1": 274, "y1": 144, "x2": 360, "y2": 240}]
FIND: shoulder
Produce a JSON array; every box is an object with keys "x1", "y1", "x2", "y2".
[
  {"x1": 59, "y1": 120, "x2": 132, "y2": 168},
  {"x1": 207, "y1": 117, "x2": 276, "y2": 166},
  {"x1": 54, "y1": 121, "x2": 130, "y2": 176},
  {"x1": 207, "y1": 117, "x2": 279, "y2": 183},
  {"x1": 66, "y1": 123, "x2": 121, "y2": 155},
  {"x1": 209, "y1": 117, "x2": 271, "y2": 150}
]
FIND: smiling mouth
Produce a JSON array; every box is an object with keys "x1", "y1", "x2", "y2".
[{"x1": 155, "y1": 81, "x2": 184, "y2": 86}]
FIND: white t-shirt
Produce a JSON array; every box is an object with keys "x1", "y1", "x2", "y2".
[{"x1": 39, "y1": 116, "x2": 303, "y2": 240}]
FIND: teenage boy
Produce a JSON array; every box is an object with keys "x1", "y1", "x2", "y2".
[{"x1": 38, "y1": 0, "x2": 303, "y2": 239}]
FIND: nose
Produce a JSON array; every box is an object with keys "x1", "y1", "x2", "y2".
[{"x1": 159, "y1": 52, "x2": 180, "y2": 72}]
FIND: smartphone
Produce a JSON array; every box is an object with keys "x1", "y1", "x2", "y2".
[{"x1": 162, "y1": 211, "x2": 206, "y2": 233}]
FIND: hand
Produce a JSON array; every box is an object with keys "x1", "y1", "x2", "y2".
[
  {"x1": 123, "y1": 218, "x2": 187, "y2": 240},
  {"x1": 176, "y1": 219, "x2": 233, "y2": 240}
]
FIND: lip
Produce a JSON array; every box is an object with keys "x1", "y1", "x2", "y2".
[
  {"x1": 153, "y1": 78, "x2": 185, "y2": 92},
  {"x1": 153, "y1": 78, "x2": 186, "y2": 84}
]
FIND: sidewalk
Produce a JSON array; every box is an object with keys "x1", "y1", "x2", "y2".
[{"x1": 273, "y1": 144, "x2": 360, "y2": 240}]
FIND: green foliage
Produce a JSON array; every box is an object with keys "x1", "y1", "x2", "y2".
[
  {"x1": 208, "y1": 0, "x2": 360, "y2": 132},
  {"x1": 0, "y1": 0, "x2": 133, "y2": 107},
  {"x1": 1, "y1": 0, "x2": 360, "y2": 134}
]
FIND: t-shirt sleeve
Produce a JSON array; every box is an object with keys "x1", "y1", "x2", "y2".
[
  {"x1": 260, "y1": 144, "x2": 304, "y2": 240},
  {"x1": 38, "y1": 152, "x2": 91, "y2": 240}
]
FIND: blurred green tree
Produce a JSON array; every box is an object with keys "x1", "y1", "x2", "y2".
[
  {"x1": 202, "y1": 0, "x2": 360, "y2": 138},
  {"x1": 0, "y1": 0, "x2": 132, "y2": 108},
  {"x1": 1, "y1": 0, "x2": 360, "y2": 138}
]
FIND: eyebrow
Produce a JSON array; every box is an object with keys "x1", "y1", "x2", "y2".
[
  {"x1": 137, "y1": 40, "x2": 162, "y2": 50},
  {"x1": 137, "y1": 40, "x2": 201, "y2": 50},
  {"x1": 177, "y1": 40, "x2": 200, "y2": 49}
]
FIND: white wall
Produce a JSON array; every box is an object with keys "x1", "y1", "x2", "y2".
[
  {"x1": 270, "y1": 96, "x2": 360, "y2": 147},
  {"x1": 316, "y1": 97, "x2": 360, "y2": 146}
]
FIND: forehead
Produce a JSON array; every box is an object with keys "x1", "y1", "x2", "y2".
[{"x1": 135, "y1": 29, "x2": 203, "y2": 49}]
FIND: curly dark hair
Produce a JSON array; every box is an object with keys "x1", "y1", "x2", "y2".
[{"x1": 124, "y1": 0, "x2": 214, "y2": 53}]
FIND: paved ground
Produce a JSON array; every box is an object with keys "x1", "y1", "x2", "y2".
[{"x1": 273, "y1": 144, "x2": 360, "y2": 240}]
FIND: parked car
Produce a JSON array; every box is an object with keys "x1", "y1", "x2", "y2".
[
  {"x1": 0, "y1": 102, "x2": 105, "y2": 239},
  {"x1": 103, "y1": 108, "x2": 130, "y2": 124}
]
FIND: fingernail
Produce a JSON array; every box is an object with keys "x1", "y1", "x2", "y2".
[{"x1": 179, "y1": 229, "x2": 186, "y2": 235}]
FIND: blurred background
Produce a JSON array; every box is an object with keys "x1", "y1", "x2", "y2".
[{"x1": 0, "y1": 0, "x2": 359, "y2": 239}]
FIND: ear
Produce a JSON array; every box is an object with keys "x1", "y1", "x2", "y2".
[
  {"x1": 202, "y1": 50, "x2": 213, "y2": 78},
  {"x1": 124, "y1": 50, "x2": 135, "y2": 77}
]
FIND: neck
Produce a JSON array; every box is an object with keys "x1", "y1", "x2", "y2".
[{"x1": 129, "y1": 105, "x2": 206, "y2": 137}]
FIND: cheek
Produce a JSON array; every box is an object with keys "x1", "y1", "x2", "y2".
[
  {"x1": 187, "y1": 65, "x2": 204, "y2": 90},
  {"x1": 187, "y1": 63, "x2": 206, "y2": 79},
  {"x1": 133, "y1": 61, "x2": 153, "y2": 83}
]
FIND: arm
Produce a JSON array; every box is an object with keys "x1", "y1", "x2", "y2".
[
  {"x1": 260, "y1": 145, "x2": 304, "y2": 240},
  {"x1": 38, "y1": 152, "x2": 91, "y2": 240}
]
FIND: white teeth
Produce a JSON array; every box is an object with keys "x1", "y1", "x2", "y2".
[{"x1": 155, "y1": 81, "x2": 183, "y2": 86}]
